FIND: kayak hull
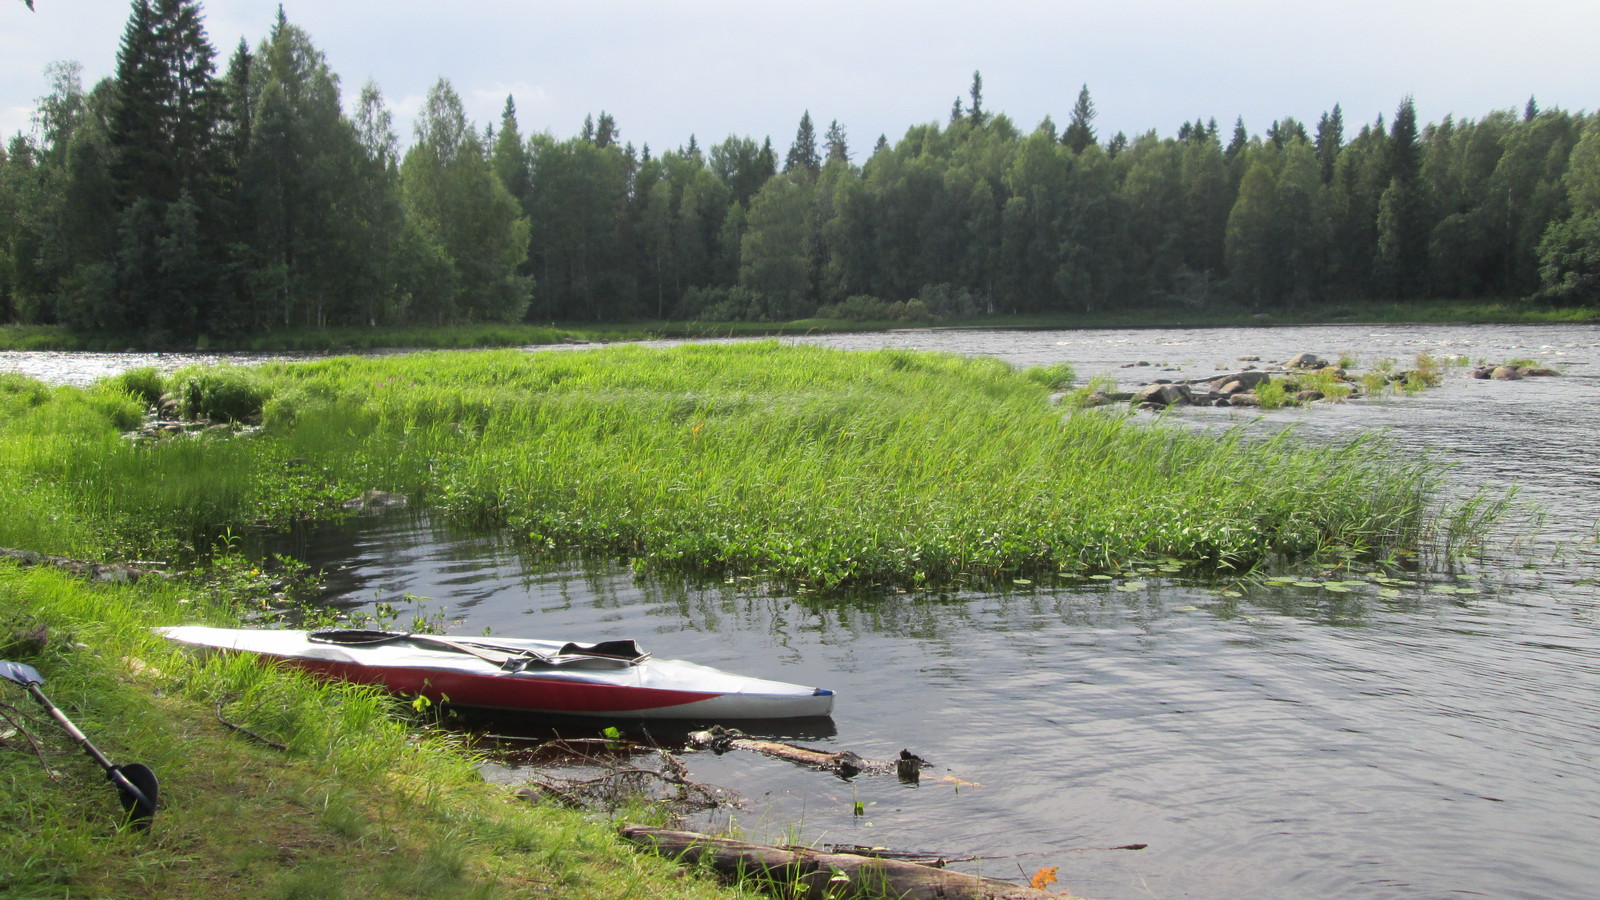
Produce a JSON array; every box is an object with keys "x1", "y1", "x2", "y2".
[{"x1": 159, "y1": 626, "x2": 834, "y2": 720}]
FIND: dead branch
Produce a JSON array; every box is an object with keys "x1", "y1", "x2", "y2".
[
  {"x1": 687, "y1": 725, "x2": 926, "y2": 781},
  {"x1": 213, "y1": 698, "x2": 289, "y2": 751},
  {"x1": 512, "y1": 748, "x2": 731, "y2": 817},
  {"x1": 0, "y1": 702, "x2": 60, "y2": 781}
]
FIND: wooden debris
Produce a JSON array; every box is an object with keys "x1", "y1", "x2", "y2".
[
  {"x1": 620, "y1": 825, "x2": 1083, "y2": 900},
  {"x1": 1, "y1": 547, "x2": 165, "y2": 584},
  {"x1": 687, "y1": 725, "x2": 925, "y2": 781}
]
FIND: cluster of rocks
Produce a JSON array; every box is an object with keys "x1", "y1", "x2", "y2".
[
  {"x1": 121, "y1": 392, "x2": 263, "y2": 442},
  {"x1": 1471, "y1": 363, "x2": 1559, "y2": 380},
  {"x1": 1072, "y1": 350, "x2": 1562, "y2": 412},
  {"x1": 1078, "y1": 352, "x2": 1357, "y2": 410},
  {"x1": 123, "y1": 416, "x2": 257, "y2": 442}
]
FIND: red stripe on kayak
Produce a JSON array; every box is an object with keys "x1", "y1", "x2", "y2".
[{"x1": 284, "y1": 658, "x2": 720, "y2": 713}]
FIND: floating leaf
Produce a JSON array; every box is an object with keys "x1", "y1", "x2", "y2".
[
  {"x1": 1013, "y1": 578, "x2": 1033, "y2": 586},
  {"x1": 1030, "y1": 867, "x2": 1060, "y2": 891},
  {"x1": 1378, "y1": 588, "x2": 1403, "y2": 599},
  {"x1": 1324, "y1": 584, "x2": 1353, "y2": 593},
  {"x1": 1089, "y1": 574, "x2": 1113, "y2": 581},
  {"x1": 1114, "y1": 581, "x2": 1147, "y2": 592},
  {"x1": 1293, "y1": 581, "x2": 1323, "y2": 588}
]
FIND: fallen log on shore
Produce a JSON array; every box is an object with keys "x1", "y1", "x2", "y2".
[
  {"x1": 0, "y1": 547, "x2": 164, "y2": 584},
  {"x1": 620, "y1": 825, "x2": 1083, "y2": 900}
]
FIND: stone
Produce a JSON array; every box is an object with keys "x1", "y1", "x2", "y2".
[
  {"x1": 1134, "y1": 383, "x2": 1193, "y2": 407},
  {"x1": 1285, "y1": 352, "x2": 1328, "y2": 369}
]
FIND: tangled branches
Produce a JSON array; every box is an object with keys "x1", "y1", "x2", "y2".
[{"x1": 509, "y1": 738, "x2": 732, "y2": 818}]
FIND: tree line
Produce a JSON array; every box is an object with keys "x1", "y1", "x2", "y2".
[{"x1": 2, "y1": 1, "x2": 1597, "y2": 340}]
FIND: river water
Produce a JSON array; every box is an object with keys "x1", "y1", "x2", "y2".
[{"x1": 6, "y1": 325, "x2": 1600, "y2": 900}]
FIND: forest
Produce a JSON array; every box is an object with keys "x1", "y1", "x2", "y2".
[{"x1": 2, "y1": 0, "x2": 1598, "y2": 341}]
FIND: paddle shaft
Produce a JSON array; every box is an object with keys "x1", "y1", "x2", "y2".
[{"x1": 24, "y1": 682, "x2": 155, "y2": 810}]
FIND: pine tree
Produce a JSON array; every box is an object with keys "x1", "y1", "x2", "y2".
[{"x1": 968, "y1": 71, "x2": 986, "y2": 126}]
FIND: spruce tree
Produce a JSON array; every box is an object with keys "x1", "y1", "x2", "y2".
[
  {"x1": 105, "y1": 0, "x2": 229, "y2": 335},
  {"x1": 1314, "y1": 104, "x2": 1344, "y2": 184},
  {"x1": 825, "y1": 119, "x2": 849, "y2": 164},
  {"x1": 1376, "y1": 97, "x2": 1428, "y2": 297},
  {"x1": 1062, "y1": 85, "x2": 1097, "y2": 153},
  {"x1": 968, "y1": 71, "x2": 986, "y2": 126},
  {"x1": 785, "y1": 111, "x2": 820, "y2": 177}
]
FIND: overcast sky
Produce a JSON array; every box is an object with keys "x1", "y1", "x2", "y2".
[{"x1": 4, "y1": 1, "x2": 1597, "y2": 160}]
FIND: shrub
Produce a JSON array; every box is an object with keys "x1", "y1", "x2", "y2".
[
  {"x1": 113, "y1": 367, "x2": 167, "y2": 406},
  {"x1": 176, "y1": 367, "x2": 271, "y2": 422}
]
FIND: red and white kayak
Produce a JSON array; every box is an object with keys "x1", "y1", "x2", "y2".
[{"x1": 158, "y1": 626, "x2": 834, "y2": 720}]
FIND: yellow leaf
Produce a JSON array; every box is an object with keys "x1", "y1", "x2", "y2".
[{"x1": 1030, "y1": 866, "x2": 1059, "y2": 891}]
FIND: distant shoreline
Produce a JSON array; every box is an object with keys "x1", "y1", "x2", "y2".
[{"x1": 3, "y1": 299, "x2": 1595, "y2": 355}]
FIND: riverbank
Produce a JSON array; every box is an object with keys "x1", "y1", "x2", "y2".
[
  {"x1": 3, "y1": 298, "x2": 1595, "y2": 354},
  {"x1": 0, "y1": 343, "x2": 1498, "y2": 897}
]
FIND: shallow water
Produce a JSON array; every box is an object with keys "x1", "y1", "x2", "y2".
[{"x1": 13, "y1": 325, "x2": 1600, "y2": 900}]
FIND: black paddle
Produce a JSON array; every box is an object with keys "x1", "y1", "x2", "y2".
[{"x1": 0, "y1": 660, "x2": 159, "y2": 831}]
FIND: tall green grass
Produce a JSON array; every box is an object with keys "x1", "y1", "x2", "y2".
[
  {"x1": 256, "y1": 344, "x2": 1452, "y2": 588},
  {"x1": 1, "y1": 342, "x2": 1480, "y2": 590},
  {"x1": 0, "y1": 566, "x2": 752, "y2": 900}
]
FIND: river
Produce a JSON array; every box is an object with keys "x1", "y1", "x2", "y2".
[{"x1": 6, "y1": 324, "x2": 1599, "y2": 900}]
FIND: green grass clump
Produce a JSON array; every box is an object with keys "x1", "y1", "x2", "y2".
[
  {"x1": 175, "y1": 366, "x2": 272, "y2": 422},
  {"x1": 245, "y1": 343, "x2": 1462, "y2": 588},
  {"x1": 0, "y1": 343, "x2": 1486, "y2": 588}
]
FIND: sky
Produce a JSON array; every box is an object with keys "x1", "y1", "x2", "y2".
[{"x1": 3, "y1": 0, "x2": 1597, "y2": 160}]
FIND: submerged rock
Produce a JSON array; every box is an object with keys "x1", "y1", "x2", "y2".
[{"x1": 342, "y1": 490, "x2": 409, "y2": 513}]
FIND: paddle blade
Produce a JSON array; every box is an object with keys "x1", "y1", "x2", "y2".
[
  {"x1": 0, "y1": 660, "x2": 43, "y2": 687},
  {"x1": 112, "y1": 763, "x2": 159, "y2": 830}
]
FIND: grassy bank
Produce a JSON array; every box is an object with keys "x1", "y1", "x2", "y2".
[
  {"x1": 0, "y1": 343, "x2": 1496, "y2": 896},
  {"x1": 0, "y1": 567, "x2": 750, "y2": 900}
]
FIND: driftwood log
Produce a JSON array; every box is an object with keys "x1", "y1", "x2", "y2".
[
  {"x1": 620, "y1": 825, "x2": 1081, "y2": 900},
  {"x1": 687, "y1": 725, "x2": 925, "y2": 781},
  {"x1": 0, "y1": 547, "x2": 163, "y2": 584}
]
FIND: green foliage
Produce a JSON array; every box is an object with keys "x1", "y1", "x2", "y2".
[
  {"x1": 1255, "y1": 377, "x2": 1290, "y2": 409},
  {"x1": 176, "y1": 366, "x2": 271, "y2": 422},
  {"x1": 1022, "y1": 362, "x2": 1076, "y2": 390},
  {"x1": 2, "y1": 0, "x2": 1595, "y2": 341},
  {"x1": 110, "y1": 365, "x2": 165, "y2": 405}
]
